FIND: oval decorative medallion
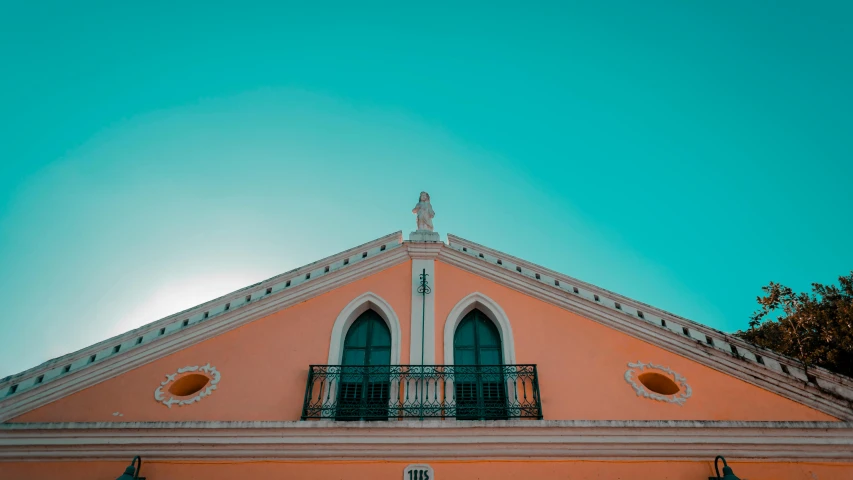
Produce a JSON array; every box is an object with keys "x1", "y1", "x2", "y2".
[
  {"x1": 624, "y1": 361, "x2": 691, "y2": 406},
  {"x1": 154, "y1": 363, "x2": 221, "y2": 408}
]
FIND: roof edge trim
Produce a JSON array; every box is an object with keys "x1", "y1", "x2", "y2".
[
  {"x1": 441, "y1": 235, "x2": 853, "y2": 419},
  {"x1": 0, "y1": 232, "x2": 404, "y2": 403}
]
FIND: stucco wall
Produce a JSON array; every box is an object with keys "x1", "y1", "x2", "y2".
[
  {"x1": 8, "y1": 258, "x2": 835, "y2": 423},
  {"x1": 1, "y1": 460, "x2": 851, "y2": 480},
  {"x1": 11, "y1": 262, "x2": 411, "y2": 423},
  {"x1": 434, "y1": 260, "x2": 835, "y2": 421}
]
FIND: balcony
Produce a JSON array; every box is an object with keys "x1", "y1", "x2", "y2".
[{"x1": 301, "y1": 364, "x2": 542, "y2": 421}]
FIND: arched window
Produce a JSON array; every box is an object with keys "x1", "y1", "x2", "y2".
[
  {"x1": 453, "y1": 309, "x2": 507, "y2": 420},
  {"x1": 342, "y1": 309, "x2": 391, "y2": 366},
  {"x1": 337, "y1": 309, "x2": 391, "y2": 420}
]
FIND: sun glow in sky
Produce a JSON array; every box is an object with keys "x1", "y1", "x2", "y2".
[
  {"x1": 1, "y1": 2, "x2": 852, "y2": 377},
  {"x1": 110, "y1": 272, "x2": 270, "y2": 339}
]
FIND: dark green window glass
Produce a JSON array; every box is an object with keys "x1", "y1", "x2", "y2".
[
  {"x1": 342, "y1": 309, "x2": 391, "y2": 366},
  {"x1": 337, "y1": 309, "x2": 391, "y2": 420},
  {"x1": 453, "y1": 309, "x2": 508, "y2": 420}
]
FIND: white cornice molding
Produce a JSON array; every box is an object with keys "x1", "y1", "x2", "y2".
[
  {"x1": 405, "y1": 241, "x2": 443, "y2": 259},
  {"x1": 437, "y1": 242, "x2": 853, "y2": 420},
  {"x1": 1, "y1": 420, "x2": 852, "y2": 461},
  {"x1": 0, "y1": 236, "x2": 409, "y2": 422}
]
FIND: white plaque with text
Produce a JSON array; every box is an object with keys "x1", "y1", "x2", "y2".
[{"x1": 404, "y1": 464, "x2": 434, "y2": 480}]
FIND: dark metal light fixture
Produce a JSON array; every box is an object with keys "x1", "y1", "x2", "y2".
[
  {"x1": 116, "y1": 455, "x2": 145, "y2": 480},
  {"x1": 709, "y1": 455, "x2": 741, "y2": 480}
]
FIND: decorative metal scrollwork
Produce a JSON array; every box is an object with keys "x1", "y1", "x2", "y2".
[
  {"x1": 417, "y1": 271, "x2": 431, "y2": 295},
  {"x1": 301, "y1": 364, "x2": 542, "y2": 421}
]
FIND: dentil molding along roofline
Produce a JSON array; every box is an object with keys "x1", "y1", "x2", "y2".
[{"x1": 2, "y1": 231, "x2": 852, "y2": 422}]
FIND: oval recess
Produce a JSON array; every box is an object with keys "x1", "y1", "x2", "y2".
[
  {"x1": 638, "y1": 372, "x2": 680, "y2": 395},
  {"x1": 624, "y1": 361, "x2": 691, "y2": 406},
  {"x1": 154, "y1": 364, "x2": 221, "y2": 408},
  {"x1": 168, "y1": 373, "x2": 211, "y2": 396}
]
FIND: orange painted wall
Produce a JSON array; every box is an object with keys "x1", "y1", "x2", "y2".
[
  {"x1": 11, "y1": 262, "x2": 411, "y2": 423},
  {"x1": 1, "y1": 460, "x2": 851, "y2": 480},
  {"x1": 434, "y1": 261, "x2": 836, "y2": 421},
  {"x1": 9, "y1": 258, "x2": 836, "y2": 423}
]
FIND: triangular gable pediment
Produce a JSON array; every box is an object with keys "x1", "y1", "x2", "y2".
[{"x1": 3, "y1": 231, "x2": 852, "y2": 422}]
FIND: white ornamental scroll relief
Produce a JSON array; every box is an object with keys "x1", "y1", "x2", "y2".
[
  {"x1": 154, "y1": 363, "x2": 221, "y2": 408},
  {"x1": 624, "y1": 361, "x2": 692, "y2": 406}
]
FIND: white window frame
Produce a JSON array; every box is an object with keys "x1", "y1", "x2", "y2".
[
  {"x1": 328, "y1": 292, "x2": 402, "y2": 366},
  {"x1": 443, "y1": 292, "x2": 516, "y2": 366}
]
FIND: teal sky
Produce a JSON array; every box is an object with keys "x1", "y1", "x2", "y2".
[{"x1": 1, "y1": 2, "x2": 852, "y2": 378}]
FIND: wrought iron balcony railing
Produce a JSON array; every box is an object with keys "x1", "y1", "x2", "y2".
[{"x1": 301, "y1": 364, "x2": 542, "y2": 421}]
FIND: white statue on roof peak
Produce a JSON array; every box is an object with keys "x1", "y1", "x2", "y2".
[{"x1": 412, "y1": 191, "x2": 435, "y2": 232}]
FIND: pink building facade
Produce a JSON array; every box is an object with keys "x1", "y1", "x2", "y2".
[{"x1": 1, "y1": 230, "x2": 852, "y2": 479}]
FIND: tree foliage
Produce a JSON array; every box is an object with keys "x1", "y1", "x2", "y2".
[{"x1": 735, "y1": 272, "x2": 853, "y2": 378}]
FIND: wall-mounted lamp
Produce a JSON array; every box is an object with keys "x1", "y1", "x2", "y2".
[
  {"x1": 709, "y1": 455, "x2": 740, "y2": 480},
  {"x1": 116, "y1": 455, "x2": 145, "y2": 480}
]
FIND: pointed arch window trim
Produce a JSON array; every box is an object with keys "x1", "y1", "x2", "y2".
[
  {"x1": 443, "y1": 292, "x2": 516, "y2": 365},
  {"x1": 328, "y1": 292, "x2": 402, "y2": 366}
]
